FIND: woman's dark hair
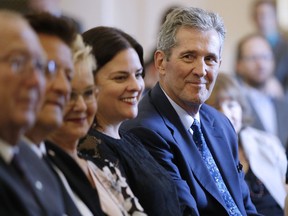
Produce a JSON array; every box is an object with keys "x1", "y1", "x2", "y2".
[{"x1": 82, "y1": 26, "x2": 145, "y2": 77}]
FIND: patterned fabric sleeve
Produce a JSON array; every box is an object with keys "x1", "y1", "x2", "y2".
[{"x1": 87, "y1": 160, "x2": 146, "y2": 216}]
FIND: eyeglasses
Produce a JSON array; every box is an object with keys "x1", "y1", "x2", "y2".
[
  {"x1": 45, "y1": 60, "x2": 73, "y2": 80},
  {"x1": 45, "y1": 60, "x2": 58, "y2": 79},
  {"x1": 0, "y1": 53, "x2": 45, "y2": 76},
  {"x1": 241, "y1": 54, "x2": 273, "y2": 62},
  {"x1": 67, "y1": 86, "x2": 97, "y2": 106}
]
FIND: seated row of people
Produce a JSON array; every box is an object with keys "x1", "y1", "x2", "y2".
[
  {"x1": 0, "y1": 9, "x2": 181, "y2": 216},
  {"x1": 1, "y1": 5, "x2": 286, "y2": 216}
]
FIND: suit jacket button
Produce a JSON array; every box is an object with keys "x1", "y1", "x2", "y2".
[{"x1": 35, "y1": 181, "x2": 43, "y2": 190}]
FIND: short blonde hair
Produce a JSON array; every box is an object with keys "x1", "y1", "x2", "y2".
[{"x1": 71, "y1": 34, "x2": 97, "y2": 74}]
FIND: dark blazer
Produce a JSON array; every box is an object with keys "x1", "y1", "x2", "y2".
[
  {"x1": 45, "y1": 141, "x2": 104, "y2": 216},
  {"x1": 18, "y1": 141, "x2": 71, "y2": 216},
  {"x1": 0, "y1": 157, "x2": 42, "y2": 216},
  {"x1": 0, "y1": 140, "x2": 70, "y2": 216},
  {"x1": 121, "y1": 83, "x2": 260, "y2": 216},
  {"x1": 79, "y1": 128, "x2": 182, "y2": 216}
]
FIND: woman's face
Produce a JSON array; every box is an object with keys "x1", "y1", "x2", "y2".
[
  {"x1": 95, "y1": 48, "x2": 144, "y2": 125},
  {"x1": 220, "y1": 99, "x2": 243, "y2": 133},
  {"x1": 58, "y1": 60, "x2": 97, "y2": 140}
]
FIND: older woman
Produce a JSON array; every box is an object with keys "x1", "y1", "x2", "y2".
[
  {"x1": 45, "y1": 35, "x2": 145, "y2": 216},
  {"x1": 79, "y1": 26, "x2": 181, "y2": 216}
]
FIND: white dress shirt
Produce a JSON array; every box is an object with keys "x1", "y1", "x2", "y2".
[
  {"x1": 0, "y1": 138, "x2": 18, "y2": 164},
  {"x1": 162, "y1": 87, "x2": 200, "y2": 132}
]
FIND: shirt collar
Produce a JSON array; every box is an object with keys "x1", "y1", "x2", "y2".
[
  {"x1": 161, "y1": 87, "x2": 200, "y2": 131},
  {"x1": 0, "y1": 138, "x2": 18, "y2": 163},
  {"x1": 22, "y1": 136, "x2": 46, "y2": 158}
]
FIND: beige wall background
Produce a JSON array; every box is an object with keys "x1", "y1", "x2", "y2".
[{"x1": 59, "y1": 0, "x2": 286, "y2": 74}]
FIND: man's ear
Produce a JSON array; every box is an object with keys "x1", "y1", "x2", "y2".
[{"x1": 154, "y1": 50, "x2": 166, "y2": 75}]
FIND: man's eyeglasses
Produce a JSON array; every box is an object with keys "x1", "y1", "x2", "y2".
[
  {"x1": 67, "y1": 86, "x2": 97, "y2": 106},
  {"x1": 0, "y1": 53, "x2": 69, "y2": 81},
  {"x1": 45, "y1": 60, "x2": 73, "y2": 80},
  {"x1": 241, "y1": 54, "x2": 273, "y2": 62},
  {"x1": 0, "y1": 53, "x2": 45, "y2": 76}
]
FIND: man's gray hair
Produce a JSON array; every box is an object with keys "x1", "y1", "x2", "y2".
[{"x1": 157, "y1": 7, "x2": 226, "y2": 59}]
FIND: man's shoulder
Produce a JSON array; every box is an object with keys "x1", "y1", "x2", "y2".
[
  {"x1": 18, "y1": 140, "x2": 41, "y2": 161},
  {"x1": 133, "y1": 88, "x2": 165, "y2": 123}
]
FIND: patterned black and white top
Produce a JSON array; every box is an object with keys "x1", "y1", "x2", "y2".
[{"x1": 78, "y1": 128, "x2": 182, "y2": 216}]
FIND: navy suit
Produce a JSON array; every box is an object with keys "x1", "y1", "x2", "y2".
[
  {"x1": 0, "y1": 157, "x2": 42, "y2": 216},
  {"x1": 0, "y1": 140, "x2": 73, "y2": 216},
  {"x1": 121, "y1": 83, "x2": 260, "y2": 216}
]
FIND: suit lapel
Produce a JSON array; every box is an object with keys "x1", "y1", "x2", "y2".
[
  {"x1": 247, "y1": 97, "x2": 265, "y2": 131},
  {"x1": 18, "y1": 141, "x2": 66, "y2": 215},
  {"x1": 0, "y1": 155, "x2": 44, "y2": 216},
  {"x1": 200, "y1": 107, "x2": 242, "y2": 207},
  {"x1": 150, "y1": 85, "x2": 226, "y2": 205}
]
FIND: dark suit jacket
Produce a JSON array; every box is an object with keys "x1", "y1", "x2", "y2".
[
  {"x1": 18, "y1": 141, "x2": 69, "y2": 216},
  {"x1": 45, "y1": 141, "x2": 104, "y2": 216},
  {"x1": 121, "y1": 83, "x2": 260, "y2": 216},
  {"x1": 0, "y1": 157, "x2": 42, "y2": 216},
  {"x1": 0, "y1": 140, "x2": 70, "y2": 216}
]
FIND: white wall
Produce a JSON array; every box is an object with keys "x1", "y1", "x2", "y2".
[{"x1": 60, "y1": 0, "x2": 257, "y2": 74}]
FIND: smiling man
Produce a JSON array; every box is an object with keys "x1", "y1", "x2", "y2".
[
  {"x1": 21, "y1": 13, "x2": 84, "y2": 215},
  {"x1": 24, "y1": 13, "x2": 76, "y2": 145},
  {"x1": 121, "y1": 7, "x2": 260, "y2": 216}
]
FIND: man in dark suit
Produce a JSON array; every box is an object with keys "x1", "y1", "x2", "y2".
[
  {"x1": 236, "y1": 33, "x2": 288, "y2": 148},
  {"x1": 121, "y1": 7, "x2": 260, "y2": 215},
  {"x1": 0, "y1": 10, "x2": 49, "y2": 215},
  {"x1": 23, "y1": 13, "x2": 104, "y2": 216}
]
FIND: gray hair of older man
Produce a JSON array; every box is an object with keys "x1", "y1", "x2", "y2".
[{"x1": 157, "y1": 7, "x2": 226, "y2": 59}]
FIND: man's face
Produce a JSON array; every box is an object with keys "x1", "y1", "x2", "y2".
[
  {"x1": 237, "y1": 36, "x2": 274, "y2": 88},
  {"x1": 156, "y1": 27, "x2": 222, "y2": 114},
  {"x1": 0, "y1": 18, "x2": 46, "y2": 141},
  {"x1": 35, "y1": 34, "x2": 74, "y2": 131}
]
